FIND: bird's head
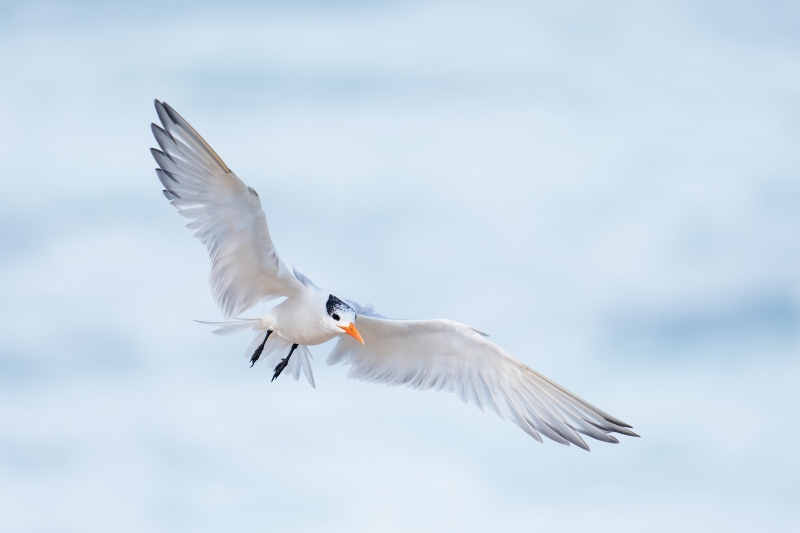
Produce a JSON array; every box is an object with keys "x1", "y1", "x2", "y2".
[{"x1": 325, "y1": 294, "x2": 363, "y2": 344}]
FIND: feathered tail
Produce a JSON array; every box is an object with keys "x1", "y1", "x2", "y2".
[{"x1": 196, "y1": 319, "x2": 316, "y2": 388}]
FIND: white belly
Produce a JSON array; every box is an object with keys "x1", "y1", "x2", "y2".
[
  {"x1": 274, "y1": 325, "x2": 337, "y2": 346},
  {"x1": 263, "y1": 297, "x2": 339, "y2": 346}
]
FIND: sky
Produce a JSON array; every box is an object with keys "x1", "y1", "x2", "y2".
[{"x1": 1, "y1": 0, "x2": 799, "y2": 531}]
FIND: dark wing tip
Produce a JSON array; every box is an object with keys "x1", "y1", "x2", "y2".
[
  {"x1": 160, "y1": 101, "x2": 185, "y2": 128},
  {"x1": 605, "y1": 416, "x2": 635, "y2": 430}
]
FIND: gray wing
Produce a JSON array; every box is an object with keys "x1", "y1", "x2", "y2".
[
  {"x1": 329, "y1": 308, "x2": 637, "y2": 450},
  {"x1": 151, "y1": 100, "x2": 308, "y2": 318}
]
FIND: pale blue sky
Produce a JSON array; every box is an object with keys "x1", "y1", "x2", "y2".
[{"x1": 1, "y1": 1, "x2": 798, "y2": 531}]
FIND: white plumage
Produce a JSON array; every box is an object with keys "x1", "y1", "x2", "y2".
[
  {"x1": 152, "y1": 103, "x2": 305, "y2": 318},
  {"x1": 151, "y1": 100, "x2": 637, "y2": 450}
]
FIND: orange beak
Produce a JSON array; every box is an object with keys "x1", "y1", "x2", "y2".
[{"x1": 338, "y1": 322, "x2": 364, "y2": 344}]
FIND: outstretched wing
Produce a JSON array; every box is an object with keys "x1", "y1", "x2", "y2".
[
  {"x1": 328, "y1": 311, "x2": 637, "y2": 450},
  {"x1": 150, "y1": 100, "x2": 308, "y2": 318}
]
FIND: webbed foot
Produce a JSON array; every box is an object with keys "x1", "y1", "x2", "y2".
[
  {"x1": 250, "y1": 330, "x2": 273, "y2": 367},
  {"x1": 272, "y1": 343, "x2": 299, "y2": 381}
]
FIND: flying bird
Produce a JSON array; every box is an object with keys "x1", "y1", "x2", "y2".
[{"x1": 150, "y1": 100, "x2": 638, "y2": 450}]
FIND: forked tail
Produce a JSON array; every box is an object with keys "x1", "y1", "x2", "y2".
[{"x1": 195, "y1": 319, "x2": 316, "y2": 388}]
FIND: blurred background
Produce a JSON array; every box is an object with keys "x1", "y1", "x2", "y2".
[{"x1": 1, "y1": 1, "x2": 798, "y2": 531}]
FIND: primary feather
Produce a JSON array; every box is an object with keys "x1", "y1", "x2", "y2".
[
  {"x1": 151, "y1": 100, "x2": 308, "y2": 319},
  {"x1": 328, "y1": 312, "x2": 637, "y2": 450}
]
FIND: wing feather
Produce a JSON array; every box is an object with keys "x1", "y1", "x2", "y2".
[
  {"x1": 150, "y1": 100, "x2": 309, "y2": 318},
  {"x1": 328, "y1": 313, "x2": 637, "y2": 449}
]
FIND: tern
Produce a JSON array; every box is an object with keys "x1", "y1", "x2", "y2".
[{"x1": 150, "y1": 100, "x2": 638, "y2": 450}]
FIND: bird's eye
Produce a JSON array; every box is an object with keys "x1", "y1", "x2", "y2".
[{"x1": 332, "y1": 314, "x2": 340, "y2": 321}]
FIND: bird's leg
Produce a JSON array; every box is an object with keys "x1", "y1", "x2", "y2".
[
  {"x1": 250, "y1": 330, "x2": 273, "y2": 367},
  {"x1": 272, "y1": 343, "x2": 299, "y2": 382}
]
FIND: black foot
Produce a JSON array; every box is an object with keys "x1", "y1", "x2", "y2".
[
  {"x1": 250, "y1": 330, "x2": 272, "y2": 367},
  {"x1": 272, "y1": 343, "x2": 299, "y2": 382}
]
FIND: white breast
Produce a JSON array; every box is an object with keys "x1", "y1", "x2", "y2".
[{"x1": 262, "y1": 293, "x2": 339, "y2": 346}]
